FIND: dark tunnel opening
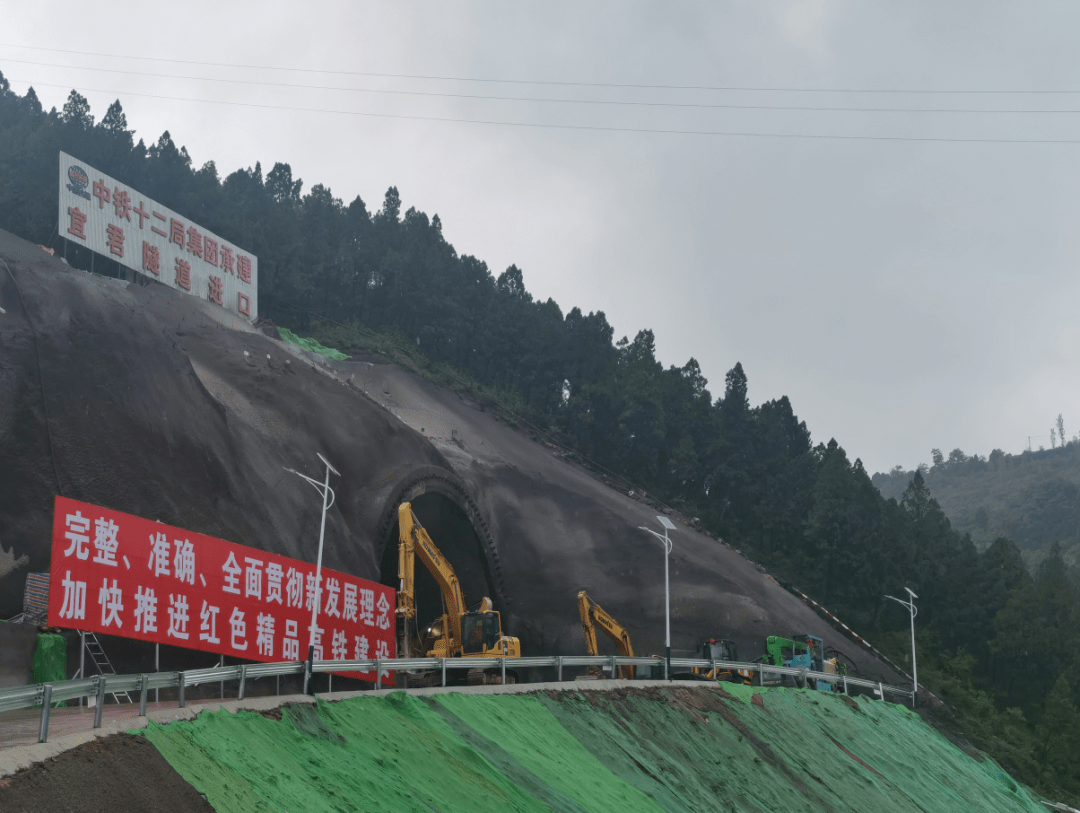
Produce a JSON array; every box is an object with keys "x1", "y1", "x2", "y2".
[{"x1": 379, "y1": 492, "x2": 502, "y2": 655}]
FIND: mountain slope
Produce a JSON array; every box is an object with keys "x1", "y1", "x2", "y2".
[
  {"x1": 0, "y1": 226, "x2": 901, "y2": 683},
  {"x1": 873, "y1": 447, "x2": 1080, "y2": 564}
]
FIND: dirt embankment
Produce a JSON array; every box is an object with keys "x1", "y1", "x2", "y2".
[
  {"x1": 0, "y1": 733, "x2": 214, "y2": 813},
  {"x1": 3, "y1": 684, "x2": 1043, "y2": 813}
]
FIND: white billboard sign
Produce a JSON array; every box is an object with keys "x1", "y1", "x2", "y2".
[{"x1": 58, "y1": 151, "x2": 257, "y2": 320}]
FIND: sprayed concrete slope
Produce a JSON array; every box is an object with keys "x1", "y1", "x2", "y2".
[
  {"x1": 0, "y1": 225, "x2": 904, "y2": 684},
  {"x1": 138, "y1": 685, "x2": 1041, "y2": 813}
]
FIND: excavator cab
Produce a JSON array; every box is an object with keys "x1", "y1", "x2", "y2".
[
  {"x1": 700, "y1": 638, "x2": 738, "y2": 662},
  {"x1": 461, "y1": 611, "x2": 501, "y2": 655},
  {"x1": 795, "y1": 634, "x2": 841, "y2": 692},
  {"x1": 798, "y1": 635, "x2": 824, "y2": 671},
  {"x1": 688, "y1": 638, "x2": 752, "y2": 683}
]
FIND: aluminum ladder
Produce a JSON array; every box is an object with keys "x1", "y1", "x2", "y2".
[{"x1": 80, "y1": 632, "x2": 133, "y2": 704}]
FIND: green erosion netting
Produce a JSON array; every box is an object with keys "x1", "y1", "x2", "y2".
[
  {"x1": 141, "y1": 694, "x2": 550, "y2": 813},
  {"x1": 277, "y1": 327, "x2": 350, "y2": 360},
  {"x1": 534, "y1": 686, "x2": 1040, "y2": 813},
  {"x1": 138, "y1": 687, "x2": 1046, "y2": 813},
  {"x1": 31, "y1": 633, "x2": 67, "y2": 707}
]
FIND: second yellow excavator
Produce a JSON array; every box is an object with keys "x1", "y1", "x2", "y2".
[
  {"x1": 577, "y1": 590, "x2": 636, "y2": 680},
  {"x1": 396, "y1": 502, "x2": 520, "y2": 685}
]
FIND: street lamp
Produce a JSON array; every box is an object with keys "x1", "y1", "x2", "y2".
[
  {"x1": 639, "y1": 515, "x2": 676, "y2": 680},
  {"x1": 885, "y1": 587, "x2": 919, "y2": 708},
  {"x1": 285, "y1": 452, "x2": 339, "y2": 695}
]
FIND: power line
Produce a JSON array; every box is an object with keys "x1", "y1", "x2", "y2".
[
  {"x1": 9, "y1": 57, "x2": 1080, "y2": 115},
  {"x1": 11, "y1": 77, "x2": 1080, "y2": 144},
  {"x1": 4, "y1": 42, "x2": 1080, "y2": 95}
]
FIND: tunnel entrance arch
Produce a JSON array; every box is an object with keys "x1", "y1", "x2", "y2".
[{"x1": 375, "y1": 467, "x2": 509, "y2": 651}]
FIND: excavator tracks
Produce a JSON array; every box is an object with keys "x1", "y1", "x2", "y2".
[{"x1": 467, "y1": 668, "x2": 517, "y2": 685}]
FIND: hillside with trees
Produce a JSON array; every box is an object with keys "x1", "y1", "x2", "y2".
[
  {"x1": 872, "y1": 441, "x2": 1080, "y2": 574},
  {"x1": 1, "y1": 75, "x2": 1078, "y2": 801}
]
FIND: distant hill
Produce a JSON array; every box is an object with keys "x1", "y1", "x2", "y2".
[{"x1": 872, "y1": 444, "x2": 1080, "y2": 559}]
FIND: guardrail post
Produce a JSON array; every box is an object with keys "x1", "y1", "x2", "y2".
[
  {"x1": 38, "y1": 685, "x2": 52, "y2": 743},
  {"x1": 878, "y1": 682, "x2": 884, "y2": 701},
  {"x1": 441, "y1": 658, "x2": 447, "y2": 687},
  {"x1": 93, "y1": 677, "x2": 106, "y2": 728},
  {"x1": 842, "y1": 675, "x2": 848, "y2": 696},
  {"x1": 663, "y1": 656, "x2": 669, "y2": 681},
  {"x1": 610, "y1": 655, "x2": 617, "y2": 678},
  {"x1": 178, "y1": 672, "x2": 186, "y2": 708},
  {"x1": 501, "y1": 657, "x2": 507, "y2": 685},
  {"x1": 557, "y1": 656, "x2": 563, "y2": 682},
  {"x1": 376, "y1": 660, "x2": 382, "y2": 690},
  {"x1": 139, "y1": 674, "x2": 149, "y2": 716},
  {"x1": 711, "y1": 657, "x2": 716, "y2": 680},
  {"x1": 758, "y1": 665, "x2": 764, "y2": 687},
  {"x1": 800, "y1": 667, "x2": 808, "y2": 689},
  {"x1": 238, "y1": 665, "x2": 247, "y2": 701}
]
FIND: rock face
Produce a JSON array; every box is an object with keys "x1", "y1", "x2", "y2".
[
  {"x1": 0, "y1": 228, "x2": 902, "y2": 684},
  {"x1": 0, "y1": 228, "x2": 447, "y2": 614}
]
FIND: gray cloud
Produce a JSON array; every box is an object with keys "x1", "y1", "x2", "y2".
[{"x1": 5, "y1": 0, "x2": 1079, "y2": 471}]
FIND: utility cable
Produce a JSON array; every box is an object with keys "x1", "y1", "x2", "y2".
[
  {"x1": 4, "y1": 42, "x2": 1080, "y2": 95},
  {"x1": 9, "y1": 57, "x2": 1080, "y2": 114},
  {"x1": 10, "y1": 77, "x2": 1080, "y2": 144}
]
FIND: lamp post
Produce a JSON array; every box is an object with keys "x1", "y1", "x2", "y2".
[
  {"x1": 285, "y1": 452, "x2": 339, "y2": 695},
  {"x1": 639, "y1": 516, "x2": 676, "y2": 680},
  {"x1": 885, "y1": 587, "x2": 919, "y2": 708}
]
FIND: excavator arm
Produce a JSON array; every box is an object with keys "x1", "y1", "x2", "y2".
[
  {"x1": 397, "y1": 502, "x2": 467, "y2": 657},
  {"x1": 577, "y1": 591, "x2": 635, "y2": 679},
  {"x1": 577, "y1": 591, "x2": 601, "y2": 659}
]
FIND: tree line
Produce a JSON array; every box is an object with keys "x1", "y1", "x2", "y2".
[
  {"x1": 875, "y1": 438, "x2": 1080, "y2": 558},
  {"x1": 1, "y1": 78, "x2": 1077, "y2": 800}
]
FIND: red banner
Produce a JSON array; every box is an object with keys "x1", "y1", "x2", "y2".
[{"x1": 48, "y1": 496, "x2": 395, "y2": 682}]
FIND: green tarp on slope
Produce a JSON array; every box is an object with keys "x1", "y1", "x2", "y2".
[
  {"x1": 142, "y1": 695, "x2": 549, "y2": 813},
  {"x1": 139, "y1": 686, "x2": 1046, "y2": 813},
  {"x1": 31, "y1": 633, "x2": 65, "y2": 685},
  {"x1": 277, "y1": 328, "x2": 349, "y2": 360}
]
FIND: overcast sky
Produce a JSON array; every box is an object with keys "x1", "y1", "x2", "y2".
[{"x1": 4, "y1": 1, "x2": 1079, "y2": 474}]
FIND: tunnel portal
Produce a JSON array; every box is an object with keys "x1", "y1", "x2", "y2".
[{"x1": 379, "y1": 491, "x2": 502, "y2": 655}]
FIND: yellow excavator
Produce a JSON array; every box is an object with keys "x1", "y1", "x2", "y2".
[
  {"x1": 689, "y1": 638, "x2": 754, "y2": 684},
  {"x1": 577, "y1": 590, "x2": 636, "y2": 680},
  {"x1": 396, "y1": 502, "x2": 520, "y2": 685}
]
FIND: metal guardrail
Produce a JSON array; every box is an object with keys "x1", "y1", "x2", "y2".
[{"x1": 0, "y1": 655, "x2": 913, "y2": 744}]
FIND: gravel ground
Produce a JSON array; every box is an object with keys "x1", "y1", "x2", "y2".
[{"x1": 0, "y1": 733, "x2": 216, "y2": 813}]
